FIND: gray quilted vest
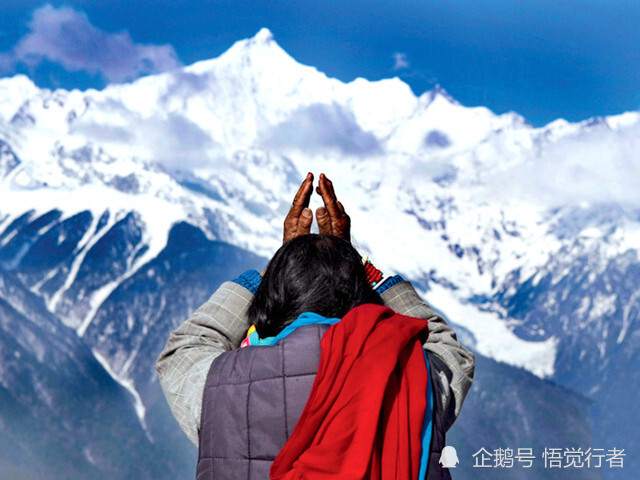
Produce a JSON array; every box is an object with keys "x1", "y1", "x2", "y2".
[{"x1": 196, "y1": 323, "x2": 450, "y2": 480}]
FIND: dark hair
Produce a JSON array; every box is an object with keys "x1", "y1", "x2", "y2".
[{"x1": 248, "y1": 234, "x2": 383, "y2": 337}]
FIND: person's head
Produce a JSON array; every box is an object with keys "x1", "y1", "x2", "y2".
[{"x1": 248, "y1": 234, "x2": 383, "y2": 337}]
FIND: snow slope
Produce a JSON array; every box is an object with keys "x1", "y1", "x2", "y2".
[{"x1": 1, "y1": 28, "x2": 639, "y2": 379}]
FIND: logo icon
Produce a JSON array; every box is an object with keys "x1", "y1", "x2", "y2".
[{"x1": 440, "y1": 446, "x2": 459, "y2": 468}]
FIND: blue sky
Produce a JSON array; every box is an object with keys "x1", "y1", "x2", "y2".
[{"x1": 0, "y1": 0, "x2": 638, "y2": 126}]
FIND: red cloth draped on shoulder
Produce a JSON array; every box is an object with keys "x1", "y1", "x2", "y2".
[{"x1": 270, "y1": 303, "x2": 429, "y2": 480}]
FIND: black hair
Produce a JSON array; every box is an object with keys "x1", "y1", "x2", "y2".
[{"x1": 248, "y1": 234, "x2": 383, "y2": 338}]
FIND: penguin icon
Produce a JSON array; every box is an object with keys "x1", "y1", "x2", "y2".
[{"x1": 440, "y1": 446, "x2": 459, "y2": 468}]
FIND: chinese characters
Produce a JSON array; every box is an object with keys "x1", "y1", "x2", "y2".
[{"x1": 471, "y1": 447, "x2": 625, "y2": 469}]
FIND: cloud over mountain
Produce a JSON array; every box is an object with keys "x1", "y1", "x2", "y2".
[
  {"x1": 0, "y1": 5, "x2": 180, "y2": 82},
  {"x1": 481, "y1": 120, "x2": 640, "y2": 208},
  {"x1": 265, "y1": 103, "x2": 381, "y2": 156}
]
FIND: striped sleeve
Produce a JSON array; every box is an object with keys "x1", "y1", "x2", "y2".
[
  {"x1": 381, "y1": 280, "x2": 475, "y2": 432},
  {"x1": 156, "y1": 281, "x2": 254, "y2": 445}
]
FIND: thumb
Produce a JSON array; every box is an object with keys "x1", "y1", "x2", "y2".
[
  {"x1": 316, "y1": 206, "x2": 331, "y2": 235},
  {"x1": 298, "y1": 208, "x2": 313, "y2": 234}
]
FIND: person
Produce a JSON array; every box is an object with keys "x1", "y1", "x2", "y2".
[{"x1": 156, "y1": 173, "x2": 475, "y2": 479}]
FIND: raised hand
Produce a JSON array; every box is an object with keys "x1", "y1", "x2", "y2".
[
  {"x1": 283, "y1": 172, "x2": 314, "y2": 243},
  {"x1": 315, "y1": 173, "x2": 351, "y2": 242}
]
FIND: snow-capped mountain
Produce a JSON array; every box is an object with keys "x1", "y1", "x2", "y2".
[{"x1": 1, "y1": 28, "x2": 638, "y2": 478}]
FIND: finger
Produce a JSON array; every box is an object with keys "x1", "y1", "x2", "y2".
[
  {"x1": 318, "y1": 174, "x2": 341, "y2": 219},
  {"x1": 324, "y1": 175, "x2": 336, "y2": 200},
  {"x1": 298, "y1": 208, "x2": 313, "y2": 235},
  {"x1": 290, "y1": 172, "x2": 314, "y2": 217},
  {"x1": 301, "y1": 175, "x2": 313, "y2": 209},
  {"x1": 316, "y1": 206, "x2": 332, "y2": 235},
  {"x1": 334, "y1": 213, "x2": 351, "y2": 241},
  {"x1": 284, "y1": 173, "x2": 315, "y2": 243},
  {"x1": 328, "y1": 215, "x2": 350, "y2": 241},
  {"x1": 283, "y1": 216, "x2": 298, "y2": 243}
]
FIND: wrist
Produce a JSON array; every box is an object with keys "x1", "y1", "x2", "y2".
[
  {"x1": 231, "y1": 269, "x2": 263, "y2": 294},
  {"x1": 375, "y1": 274, "x2": 405, "y2": 294}
]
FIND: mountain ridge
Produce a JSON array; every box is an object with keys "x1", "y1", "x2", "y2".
[
  {"x1": 1, "y1": 29, "x2": 638, "y2": 376},
  {"x1": 0, "y1": 28, "x2": 638, "y2": 478}
]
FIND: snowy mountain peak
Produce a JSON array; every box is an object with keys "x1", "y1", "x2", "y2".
[
  {"x1": 0, "y1": 73, "x2": 38, "y2": 94},
  {"x1": 425, "y1": 84, "x2": 458, "y2": 105},
  {"x1": 0, "y1": 74, "x2": 40, "y2": 122},
  {"x1": 215, "y1": 27, "x2": 298, "y2": 72},
  {"x1": 252, "y1": 27, "x2": 276, "y2": 44}
]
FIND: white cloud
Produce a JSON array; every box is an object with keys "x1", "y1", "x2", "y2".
[
  {"x1": 264, "y1": 103, "x2": 381, "y2": 156},
  {"x1": 71, "y1": 97, "x2": 215, "y2": 169},
  {"x1": 1, "y1": 5, "x2": 180, "y2": 82},
  {"x1": 392, "y1": 52, "x2": 410, "y2": 71},
  {"x1": 481, "y1": 120, "x2": 640, "y2": 209}
]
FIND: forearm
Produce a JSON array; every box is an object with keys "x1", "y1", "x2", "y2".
[
  {"x1": 156, "y1": 277, "x2": 257, "y2": 445},
  {"x1": 380, "y1": 279, "x2": 475, "y2": 431}
]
